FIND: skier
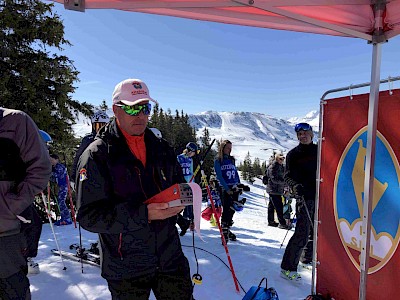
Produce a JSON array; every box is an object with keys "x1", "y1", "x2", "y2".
[
  {"x1": 76, "y1": 78, "x2": 192, "y2": 299},
  {"x1": 201, "y1": 175, "x2": 223, "y2": 226},
  {"x1": 50, "y1": 153, "x2": 72, "y2": 226},
  {"x1": 0, "y1": 108, "x2": 51, "y2": 300},
  {"x1": 214, "y1": 139, "x2": 241, "y2": 243},
  {"x1": 266, "y1": 153, "x2": 289, "y2": 229},
  {"x1": 71, "y1": 110, "x2": 110, "y2": 184},
  {"x1": 176, "y1": 142, "x2": 198, "y2": 236},
  {"x1": 280, "y1": 122, "x2": 317, "y2": 281}
]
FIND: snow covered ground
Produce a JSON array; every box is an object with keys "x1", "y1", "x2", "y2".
[{"x1": 29, "y1": 177, "x2": 311, "y2": 299}]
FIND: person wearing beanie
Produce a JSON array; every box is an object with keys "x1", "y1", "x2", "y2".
[
  {"x1": 280, "y1": 122, "x2": 318, "y2": 282},
  {"x1": 75, "y1": 79, "x2": 192, "y2": 299},
  {"x1": 71, "y1": 110, "x2": 110, "y2": 184}
]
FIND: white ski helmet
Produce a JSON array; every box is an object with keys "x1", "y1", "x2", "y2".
[
  {"x1": 150, "y1": 127, "x2": 162, "y2": 139},
  {"x1": 90, "y1": 110, "x2": 110, "y2": 123}
]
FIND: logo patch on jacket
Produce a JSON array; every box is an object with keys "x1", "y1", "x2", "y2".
[{"x1": 79, "y1": 168, "x2": 88, "y2": 182}]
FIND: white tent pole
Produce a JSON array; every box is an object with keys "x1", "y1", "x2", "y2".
[
  {"x1": 358, "y1": 41, "x2": 382, "y2": 300},
  {"x1": 311, "y1": 98, "x2": 325, "y2": 294}
]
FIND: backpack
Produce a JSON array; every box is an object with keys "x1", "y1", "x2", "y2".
[
  {"x1": 242, "y1": 277, "x2": 279, "y2": 300},
  {"x1": 262, "y1": 165, "x2": 271, "y2": 185}
]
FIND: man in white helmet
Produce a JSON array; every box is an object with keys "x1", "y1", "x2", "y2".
[{"x1": 71, "y1": 110, "x2": 110, "y2": 183}]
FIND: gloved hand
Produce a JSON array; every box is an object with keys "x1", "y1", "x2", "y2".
[
  {"x1": 231, "y1": 185, "x2": 239, "y2": 192},
  {"x1": 293, "y1": 184, "x2": 304, "y2": 198}
]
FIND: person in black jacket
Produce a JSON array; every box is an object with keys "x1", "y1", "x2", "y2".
[
  {"x1": 76, "y1": 79, "x2": 192, "y2": 300},
  {"x1": 280, "y1": 122, "x2": 318, "y2": 282},
  {"x1": 266, "y1": 153, "x2": 288, "y2": 229},
  {"x1": 71, "y1": 110, "x2": 110, "y2": 184}
]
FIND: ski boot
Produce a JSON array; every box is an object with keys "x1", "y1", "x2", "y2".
[
  {"x1": 90, "y1": 242, "x2": 100, "y2": 255},
  {"x1": 210, "y1": 214, "x2": 217, "y2": 227},
  {"x1": 27, "y1": 257, "x2": 40, "y2": 275},
  {"x1": 280, "y1": 269, "x2": 302, "y2": 282},
  {"x1": 228, "y1": 229, "x2": 237, "y2": 241}
]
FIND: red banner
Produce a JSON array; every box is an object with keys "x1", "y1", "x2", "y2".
[{"x1": 317, "y1": 90, "x2": 400, "y2": 299}]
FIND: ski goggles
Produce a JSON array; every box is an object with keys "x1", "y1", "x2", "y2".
[
  {"x1": 115, "y1": 103, "x2": 152, "y2": 116},
  {"x1": 295, "y1": 122, "x2": 312, "y2": 132}
]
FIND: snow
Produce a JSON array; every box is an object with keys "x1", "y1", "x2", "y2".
[{"x1": 29, "y1": 176, "x2": 311, "y2": 300}]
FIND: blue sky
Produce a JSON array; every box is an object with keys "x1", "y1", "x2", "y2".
[{"x1": 51, "y1": 2, "x2": 400, "y2": 119}]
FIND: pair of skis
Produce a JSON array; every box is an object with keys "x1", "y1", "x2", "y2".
[{"x1": 51, "y1": 243, "x2": 100, "y2": 267}]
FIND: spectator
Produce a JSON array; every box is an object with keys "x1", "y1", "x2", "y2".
[
  {"x1": 19, "y1": 129, "x2": 53, "y2": 275},
  {"x1": 176, "y1": 142, "x2": 198, "y2": 236},
  {"x1": 71, "y1": 110, "x2": 110, "y2": 184},
  {"x1": 0, "y1": 107, "x2": 51, "y2": 299},
  {"x1": 214, "y1": 140, "x2": 241, "y2": 243},
  {"x1": 49, "y1": 153, "x2": 72, "y2": 226},
  {"x1": 280, "y1": 122, "x2": 318, "y2": 281},
  {"x1": 266, "y1": 153, "x2": 288, "y2": 229},
  {"x1": 76, "y1": 78, "x2": 193, "y2": 299}
]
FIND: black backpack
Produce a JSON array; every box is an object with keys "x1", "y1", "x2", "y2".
[{"x1": 262, "y1": 165, "x2": 271, "y2": 185}]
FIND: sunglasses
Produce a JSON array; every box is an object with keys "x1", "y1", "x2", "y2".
[
  {"x1": 295, "y1": 123, "x2": 312, "y2": 132},
  {"x1": 115, "y1": 103, "x2": 152, "y2": 116}
]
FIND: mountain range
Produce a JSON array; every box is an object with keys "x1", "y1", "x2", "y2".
[{"x1": 72, "y1": 110, "x2": 319, "y2": 163}]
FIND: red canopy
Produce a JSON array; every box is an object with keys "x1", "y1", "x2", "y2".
[{"x1": 55, "y1": 0, "x2": 400, "y2": 41}]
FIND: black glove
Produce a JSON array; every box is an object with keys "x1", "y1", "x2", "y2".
[
  {"x1": 293, "y1": 184, "x2": 305, "y2": 198},
  {"x1": 230, "y1": 185, "x2": 239, "y2": 193}
]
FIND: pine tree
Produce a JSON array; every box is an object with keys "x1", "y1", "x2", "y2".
[
  {"x1": 253, "y1": 157, "x2": 262, "y2": 176},
  {"x1": 261, "y1": 160, "x2": 267, "y2": 175},
  {"x1": 0, "y1": 0, "x2": 93, "y2": 168}
]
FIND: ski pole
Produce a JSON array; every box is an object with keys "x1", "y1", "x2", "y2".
[
  {"x1": 41, "y1": 192, "x2": 67, "y2": 270},
  {"x1": 189, "y1": 139, "x2": 216, "y2": 183},
  {"x1": 78, "y1": 223, "x2": 84, "y2": 273},
  {"x1": 201, "y1": 169, "x2": 240, "y2": 293},
  {"x1": 298, "y1": 196, "x2": 314, "y2": 230},
  {"x1": 280, "y1": 212, "x2": 296, "y2": 248}
]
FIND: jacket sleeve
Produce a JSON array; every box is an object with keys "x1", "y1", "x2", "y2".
[
  {"x1": 269, "y1": 163, "x2": 284, "y2": 185},
  {"x1": 214, "y1": 159, "x2": 230, "y2": 191},
  {"x1": 7, "y1": 113, "x2": 51, "y2": 215},
  {"x1": 76, "y1": 144, "x2": 148, "y2": 234},
  {"x1": 71, "y1": 135, "x2": 93, "y2": 181}
]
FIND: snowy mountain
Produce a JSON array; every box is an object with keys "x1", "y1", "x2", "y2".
[
  {"x1": 189, "y1": 111, "x2": 301, "y2": 163},
  {"x1": 72, "y1": 110, "x2": 319, "y2": 163},
  {"x1": 287, "y1": 110, "x2": 320, "y2": 129}
]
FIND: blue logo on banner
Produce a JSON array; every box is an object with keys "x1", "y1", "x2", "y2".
[{"x1": 334, "y1": 127, "x2": 400, "y2": 273}]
